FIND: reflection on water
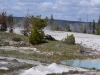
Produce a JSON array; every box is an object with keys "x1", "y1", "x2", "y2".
[{"x1": 61, "y1": 60, "x2": 100, "y2": 69}]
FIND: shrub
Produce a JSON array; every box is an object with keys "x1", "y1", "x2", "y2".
[
  {"x1": 4, "y1": 42, "x2": 9, "y2": 46},
  {"x1": 63, "y1": 34, "x2": 75, "y2": 45},
  {"x1": 12, "y1": 37, "x2": 21, "y2": 42}
]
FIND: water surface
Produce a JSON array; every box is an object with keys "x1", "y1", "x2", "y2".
[{"x1": 61, "y1": 60, "x2": 100, "y2": 70}]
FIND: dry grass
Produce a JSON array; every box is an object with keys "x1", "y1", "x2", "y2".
[
  {"x1": 0, "y1": 31, "x2": 97, "y2": 63},
  {"x1": 0, "y1": 31, "x2": 28, "y2": 42}
]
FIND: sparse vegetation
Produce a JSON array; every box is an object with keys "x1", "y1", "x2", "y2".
[
  {"x1": 0, "y1": 20, "x2": 99, "y2": 75},
  {"x1": 0, "y1": 31, "x2": 98, "y2": 64},
  {"x1": 12, "y1": 37, "x2": 22, "y2": 42},
  {"x1": 47, "y1": 72, "x2": 68, "y2": 75},
  {"x1": 0, "y1": 59, "x2": 33, "y2": 75},
  {"x1": 0, "y1": 31, "x2": 29, "y2": 47}
]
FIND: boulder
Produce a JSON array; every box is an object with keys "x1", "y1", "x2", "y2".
[{"x1": 45, "y1": 34, "x2": 56, "y2": 41}]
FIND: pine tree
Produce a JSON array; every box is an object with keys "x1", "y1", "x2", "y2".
[
  {"x1": 54, "y1": 23, "x2": 61, "y2": 31},
  {"x1": 29, "y1": 27, "x2": 44, "y2": 45},
  {"x1": 89, "y1": 22, "x2": 92, "y2": 30},
  {"x1": 65, "y1": 24, "x2": 71, "y2": 32},
  {"x1": 23, "y1": 14, "x2": 30, "y2": 36},
  {"x1": 84, "y1": 26, "x2": 86, "y2": 33},
  {"x1": 0, "y1": 10, "x2": 7, "y2": 31},
  {"x1": 30, "y1": 15, "x2": 47, "y2": 30},
  {"x1": 92, "y1": 20, "x2": 95, "y2": 34},
  {"x1": 49, "y1": 14, "x2": 54, "y2": 30},
  {"x1": 80, "y1": 24, "x2": 84, "y2": 33},
  {"x1": 96, "y1": 20, "x2": 100, "y2": 35},
  {"x1": 45, "y1": 16, "x2": 48, "y2": 22},
  {"x1": 29, "y1": 15, "x2": 47, "y2": 45},
  {"x1": 8, "y1": 14, "x2": 13, "y2": 33}
]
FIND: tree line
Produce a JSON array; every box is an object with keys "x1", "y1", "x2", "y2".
[
  {"x1": 48, "y1": 14, "x2": 100, "y2": 35},
  {"x1": 1, "y1": 9, "x2": 100, "y2": 45}
]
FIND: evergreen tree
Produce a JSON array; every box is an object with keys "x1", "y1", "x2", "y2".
[
  {"x1": 49, "y1": 14, "x2": 54, "y2": 30},
  {"x1": 73, "y1": 25, "x2": 77, "y2": 32},
  {"x1": 23, "y1": 13, "x2": 30, "y2": 36},
  {"x1": 84, "y1": 26, "x2": 86, "y2": 33},
  {"x1": 54, "y1": 23, "x2": 61, "y2": 31},
  {"x1": 8, "y1": 14, "x2": 14, "y2": 33},
  {"x1": 89, "y1": 22, "x2": 92, "y2": 30},
  {"x1": 88, "y1": 21, "x2": 92, "y2": 34},
  {"x1": 0, "y1": 10, "x2": 7, "y2": 31},
  {"x1": 29, "y1": 15, "x2": 47, "y2": 45},
  {"x1": 45, "y1": 16, "x2": 48, "y2": 22},
  {"x1": 96, "y1": 20, "x2": 100, "y2": 35},
  {"x1": 29, "y1": 27, "x2": 45, "y2": 45},
  {"x1": 65, "y1": 24, "x2": 71, "y2": 32},
  {"x1": 80, "y1": 24, "x2": 84, "y2": 33},
  {"x1": 92, "y1": 20, "x2": 95, "y2": 34},
  {"x1": 30, "y1": 15, "x2": 47, "y2": 30}
]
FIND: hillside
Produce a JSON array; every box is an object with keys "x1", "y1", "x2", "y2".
[
  {"x1": 54, "y1": 19, "x2": 87, "y2": 26},
  {"x1": 13, "y1": 17, "x2": 88, "y2": 26}
]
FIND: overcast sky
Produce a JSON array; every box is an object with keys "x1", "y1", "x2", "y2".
[{"x1": 1, "y1": 0, "x2": 100, "y2": 22}]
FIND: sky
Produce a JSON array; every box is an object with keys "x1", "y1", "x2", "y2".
[{"x1": 1, "y1": 0, "x2": 100, "y2": 22}]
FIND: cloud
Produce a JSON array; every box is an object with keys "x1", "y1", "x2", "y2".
[
  {"x1": 91, "y1": 0, "x2": 100, "y2": 6},
  {"x1": 80, "y1": 0, "x2": 100, "y2": 6},
  {"x1": 0, "y1": 0, "x2": 99, "y2": 22},
  {"x1": 39, "y1": 2, "x2": 54, "y2": 11}
]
